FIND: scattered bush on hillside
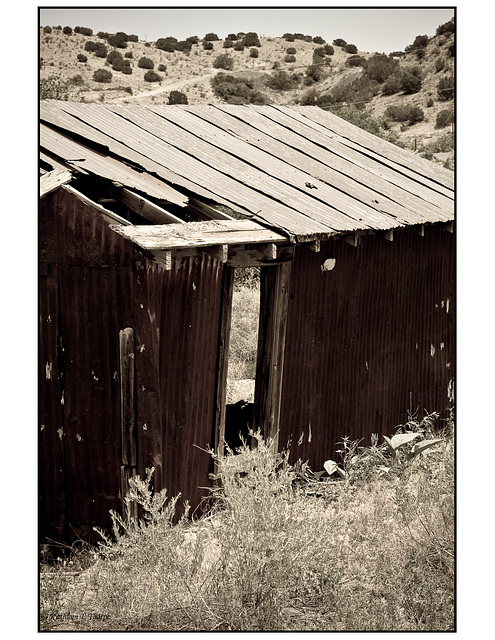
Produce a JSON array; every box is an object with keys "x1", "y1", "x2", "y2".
[
  {"x1": 168, "y1": 90, "x2": 188, "y2": 104},
  {"x1": 346, "y1": 55, "x2": 366, "y2": 67},
  {"x1": 365, "y1": 54, "x2": 400, "y2": 83},
  {"x1": 204, "y1": 32, "x2": 220, "y2": 42},
  {"x1": 168, "y1": 91, "x2": 188, "y2": 104},
  {"x1": 121, "y1": 63, "x2": 132, "y2": 75},
  {"x1": 158, "y1": 64, "x2": 167, "y2": 72},
  {"x1": 138, "y1": 56, "x2": 154, "y2": 69},
  {"x1": 405, "y1": 34, "x2": 429, "y2": 54},
  {"x1": 144, "y1": 70, "x2": 162, "y2": 82},
  {"x1": 436, "y1": 18, "x2": 455, "y2": 36},
  {"x1": 74, "y1": 26, "x2": 93, "y2": 36},
  {"x1": 95, "y1": 43, "x2": 108, "y2": 58},
  {"x1": 85, "y1": 40, "x2": 97, "y2": 52},
  {"x1": 249, "y1": 48, "x2": 259, "y2": 58},
  {"x1": 265, "y1": 69, "x2": 300, "y2": 91},
  {"x1": 227, "y1": 33, "x2": 239, "y2": 41},
  {"x1": 435, "y1": 109, "x2": 454, "y2": 128},
  {"x1": 77, "y1": 54, "x2": 87, "y2": 63},
  {"x1": 97, "y1": 31, "x2": 110, "y2": 39},
  {"x1": 448, "y1": 44, "x2": 455, "y2": 58},
  {"x1": 401, "y1": 70, "x2": 422, "y2": 94},
  {"x1": 156, "y1": 37, "x2": 177, "y2": 52},
  {"x1": 223, "y1": 39, "x2": 235, "y2": 48},
  {"x1": 125, "y1": 51, "x2": 133, "y2": 59},
  {"x1": 345, "y1": 43, "x2": 358, "y2": 54},
  {"x1": 241, "y1": 32, "x2": 261, "y2": 48},
  {"x1": 323, "y1": 44, "x2": 334, "y2": 55},
  {"x1": 69, "y1": 74, "x2": 84, "y2": 86},
  {"x1": 107, "y1": 50, "x2": 123, "y2": 65},
  {"x1": 40, "y1": 75, "x2": 70, "y2": 100},
  {"x1": 63, "y1": 26, "x2": 72, "y2": 35},
  {"x1": 435, "y1": 57, "x2": 445, "y2": 72},
  {"x1": 313, "y1": 35, "x2": 325, "y2": 44},
  {"x1": 43, "y1": 26, "x2": 52, "y2": 34},
  {"x1": 93, "y1": 68, "x2": 112, "y2": 83},
  {"x1": 382, "y1": 74, "x2": 403, "y2": 95},
  {"x1": 437, "y1": 75, "x2": 454, "y2": 100},
  {"x1": 285, "y1": 54, "x2": 296, "y2": 63},
  {"x1": 175, "y1": 40, "x2": 193, "y2": 53},
  {"x1": 211, "y1": 73, "x2": 266, "y2": 104},
  {"x1": 384, "y1": 104, "x2": 424, "y2": 124},
  {"x1": 304, "y1": 63, "x2": 327, "y2": 85},
  {"x1": 186, "y1": 35, "x2": 200, "y2": 45},
  {"x1": 333, "y1": 38, "x2": 347, "y2": 48},
  {"x1": 203, "y1": 41, "x2": 214, "y2": 51},
  {"x1": 234, "y1": 42, "x2": 244, "y2": 51},
  {"x1": 213, "y1": 53, "x2": 234, "y2": 70},
  {"x1": 107, "y1": 32, "x2": 129, "y2": 48},
  {"x1": 283, "y1": 33, "x2": 295, "y2": 42}
]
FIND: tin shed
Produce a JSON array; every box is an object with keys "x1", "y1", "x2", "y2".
[{"x1": 39, "y1": 102, "x2": 454, "y2": 545}]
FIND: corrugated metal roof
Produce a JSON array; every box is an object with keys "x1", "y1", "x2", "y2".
[{"x1": 40, "y1": 101, "x2": 454, "y2": 242}]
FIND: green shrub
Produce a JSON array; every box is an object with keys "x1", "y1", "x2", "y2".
[
  {"x1": 437, "y1": 75, "x2": 454, "y2": 100},
  {"x1": 223, "y1": 39, "x2": 234, "y2": 48},
  {"x1": 95, "y1": 43, "x2": 108, "y2": 58},
  {"x1": 108, "y1": 32, "x2": 128, "y2": 48},
  {"x1": 107, "y1": 50, "x2": 123, "y2": 65},
  {"x1": 401, "y1": 71, "x2": 422, "y2": 94},
  {"x1": 204, "y1": 32, "x2": 220, "y2": 41},
  {"x1": 40, "y1": 75, "x2": 70, "y2": 100},
  {"x1": 144, "y1": 70, "x2": 162, "y2": 82},
  {"x1": 211, "y1": 73, "x2": 266, "y2": 104},
  {"x1": 43, "y1": 26, "x2": 52, "y2": 34},
  {"x1": 304, "y1": 63, "x2": 326, "y2": 84},
  {"x1": 234, "y1": 42, "x2": 244, "y2": 51},
  {"x1": 158, "y1": 64, "x2": 167, "y2": 72},
  {"x1": 125, "y1": 51, "x2": 133, "y2": 59},
  {"x1": 436, "y1": 18, "x2": 455, "y2": 36},
  {"x1": 435, "y1": 109, "x2": 454, "y2": 128},
  {"x1": 93, "y1": 68, "x2": 112, "y2": 83},
  {"x1": 227, "y1": 33, "x2": 238, "y2": 41},
  {"x1": 168, "y1": 90, "x2": 188, "y2": 105},
  {"x1": 365, "y1": 53, "x2": 399, "y2": 83},
  {"x1": 313, "y1": 35, "x2": 325, "y2": 44},
  {"x1": 203, "y1": 41, "x2": 214, "y2": 50},
  {"x1": 346, "y1": 55, "x2": 365, "y2": 67},
  {"x1": 241, "y1": 32, "x2": 261, "y2": 47},
  {"x1": 265, "y1": 69, "x2": 299, "y2": 91},
  {"x1": 70, "y1": 74, "x2": 84, "y2": 86},
  {"x1": 77, "y1": 54, "x2": 87, "y2": 63},
  {"x1": 156, "y1": 37, "x2": 177, "y2": 52},
  {"x1": 345, "y1": 43, "x2": 358, "y2": 54},
  {"x1": 384, "y1": 104, "x2": 424, "y2": 124},
  {"x1": 121, "y1": 64, "x2": 132, "y2": 75},
  {"x1": 406, "y1": 34, "x2": 429, "y2": 52},
  {"x1": 62, "y1": 26, "x2": 72, "y2": 35},
  {"x1": 175, "y1": 40, "x2": 192, "y2": 53},
  {"x1": 284, "y1": 54, "x2": 296, "y2": 63},
  {"x1": 286, "y1": 47, "x2": 296, "y2": 55},
  {"x1": 323, "y1": 44, "x2": 334, "y2": 55},
  {"x1": 333, "y1": 38, "x2": 347, "y2": 47},
  {"x1": 435, "y1": 56, "x2": 445, "y2": 72},
  {"x1": 84, "y1": 40, "x2": 97, "y2": 52},
  {"x1": 213, "y1": 53, "x2": 234, "y2": 70},
  {"x1": 249, "y1": 48, "x2": 259, "y2": 58},
  {"x1": 138, "y1": 56, "x2": 154, "y2": 69},
  {"x1": 75, "y1": 26, "x2": 93, "y2": 36}
]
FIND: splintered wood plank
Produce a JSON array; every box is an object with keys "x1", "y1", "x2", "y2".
[
  {"x1": 118, "y1": 188, "x2": 185, "y2": 224},
  {"x1": 40, "y1": 168, "x2": 73, "y2": 197},
  {"x1": 213, "y1": 267, "x2": 235, "y2": 465},
  {"x1": 110, "y1": 220, "x2": 289, "y2": 250},
  {"x1": 119, "y1": 328, "x2": 137, "y2": 467},
  {"x1": 253, "y1": 262, "x2": 292, "y2": 450}
]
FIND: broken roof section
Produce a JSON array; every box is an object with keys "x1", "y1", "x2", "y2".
[{"x1": 40, "y1": 101, "x2": 454, "y2": 244}]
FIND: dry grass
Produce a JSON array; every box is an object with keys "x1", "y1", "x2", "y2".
[{"x1": 40, "y1": 415, "x2": 454, "y2": 632}]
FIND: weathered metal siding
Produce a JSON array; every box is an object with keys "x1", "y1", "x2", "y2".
[
  {"x1": 279, "y1": 226, "x2": 455, "y2": 469},
  {"x1": 39, "y1": 189, "x2": 223, "y2": 545}
]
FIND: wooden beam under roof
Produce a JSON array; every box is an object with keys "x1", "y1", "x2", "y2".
[
  {"x1": 40, "y1": 168, "x2": 73, "y2": 197},
  {"x1": 117, "y1": 187, "x2": 185, "y2": 224},
  {"x1": 110, "y1": 219, "x2": 289, "y2": 251}
]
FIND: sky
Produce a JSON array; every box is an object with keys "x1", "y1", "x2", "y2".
[{"x1": 39, "y1": 4, "x2": 455, "y2": 55}]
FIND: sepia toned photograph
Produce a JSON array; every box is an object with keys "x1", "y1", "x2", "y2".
[{"x1": 39, "y1": 5, "x2": 455, "y2": 632}]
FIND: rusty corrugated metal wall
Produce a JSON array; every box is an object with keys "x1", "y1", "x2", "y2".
[
  {"x1": 39, "y1": 189, "x2": 223, "y2": 545},
  {"x1": 279, "y1": 226, "x2": 455, "y2": 469}
]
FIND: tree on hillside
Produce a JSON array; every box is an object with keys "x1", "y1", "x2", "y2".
[{"x1": 168, "y1": 90, "x2": 188, "y2": 105}]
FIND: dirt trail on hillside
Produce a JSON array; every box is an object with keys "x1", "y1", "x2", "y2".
[{"x1": 107, "y1": 70, "x2": 217, "y2": 103}]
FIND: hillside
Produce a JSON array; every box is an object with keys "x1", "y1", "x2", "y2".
[{"x1": 39, "y1": 23, "x2": 455, "y2": 167}]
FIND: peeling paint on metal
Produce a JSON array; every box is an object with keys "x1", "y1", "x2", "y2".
[
  {"x1": 430, "y1": 344, "x2": 436, "y2": 357},
  {"x1": 321, "y1": 258, "x2": 336, "y2": 272},
  {"x1": 57, "y1": 428, "x2": 63, "y2": 440},
  {"x1": 76, "y1": 433, "x2": 83, "y2": 442},
  {"x1": 447, "y1": 378, "x2": 455, "y2": 402},
  {"x1": 45, "y1": 362, "x2": 53, "y2": 380}
]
